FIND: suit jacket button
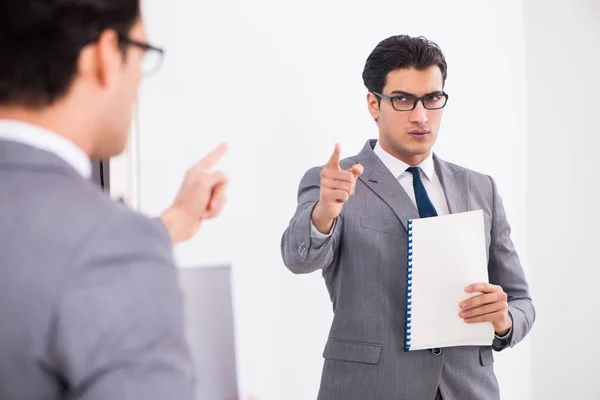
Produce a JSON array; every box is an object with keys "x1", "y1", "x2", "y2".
[{"x1": 431, "y1": 348, "x2": 442, "y2": 356}]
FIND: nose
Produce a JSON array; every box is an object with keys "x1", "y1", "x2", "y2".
[{"x1": 409, "y1": 100, "x2": 429, "y2": 124}]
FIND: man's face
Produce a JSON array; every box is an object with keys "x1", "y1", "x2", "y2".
[
  {"x1": 367, "y1": 66, "x2": 445, "y2": 165},
  {"x1": 93, "y1": 17, "x2": 146, "y2": 159}
]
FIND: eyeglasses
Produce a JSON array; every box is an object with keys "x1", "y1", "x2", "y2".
[
  {"x1": 373, "y1": 91, "x2": 449, "y2": 111},
  {"x1": 118, "y1": 34, "x2": 165, "y2": 76}
]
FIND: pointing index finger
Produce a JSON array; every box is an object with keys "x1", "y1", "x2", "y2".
[
  {"x1": 325, "y1": 144, "x2": 341, "y2": 170},
  {"x1": 197, "y1": 142, "x2": 228, "y2": 170}
]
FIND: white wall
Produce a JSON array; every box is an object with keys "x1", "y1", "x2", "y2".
[
  {"x1": 109, "y1": 105, "x2": 141, "y2": 208},
  {"x1": 138, "y1": 0, "x2": 532, "y2": 398},
  {"x1": 525, "y1": 1, "x2": 600, "y2": 399}
]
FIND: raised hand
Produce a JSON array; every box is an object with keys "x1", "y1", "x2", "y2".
[
  {"x1": 160, "y1": 143, "x2": 229, "y2": 245},
  {"x1": 311, "y1": 144, "x2": 363, "y2": 234}
]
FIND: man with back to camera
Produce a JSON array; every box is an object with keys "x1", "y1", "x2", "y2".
[
  {"x1": 0, "y1": 0, "x2": 230, "y2": 398},
  {"x1": 281, "y1": 35, "x2": 535, "y2": 400}
]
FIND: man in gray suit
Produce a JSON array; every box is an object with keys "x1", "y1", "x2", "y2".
[
  {"x1": 0, "y1": 0, "x2": 228, "y2": 399},
  {"x1": 281, "y1": 35, "x2": 535, "y2": 400}
]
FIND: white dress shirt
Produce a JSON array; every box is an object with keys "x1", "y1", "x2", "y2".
[
  {"x1": 372, "y1": 141, "x2": 450, "y2": 217},
  {"x1": 0, "y1": 119, "x2": 92, "y2": 179}
]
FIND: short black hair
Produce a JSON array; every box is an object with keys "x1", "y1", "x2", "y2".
[
  {"x1": 362, "y1": 35, "x2": 448, "y2": 95},
  {"x1": 0, "y1": 0, "x2": 140, "y2": 108}
]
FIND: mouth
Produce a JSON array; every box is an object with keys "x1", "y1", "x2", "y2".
[{"x1": 409, "y1": 130, "x2": 430, "y2": 138}]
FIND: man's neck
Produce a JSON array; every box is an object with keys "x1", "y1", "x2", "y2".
[{"x1": 0, "y1": 105, "x2": 93, "y2": 157}]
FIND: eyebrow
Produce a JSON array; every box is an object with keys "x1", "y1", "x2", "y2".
[{"x1": 389, "y1": 90, "x2": 444, "y2": 96}]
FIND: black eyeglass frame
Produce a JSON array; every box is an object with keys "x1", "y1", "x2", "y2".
[
  {"x1": 373, "y1": 91, "x2": 449, "y2": 111},
  {"x1": 116, "y1": 34, "x2": 165, "y2": 75},
  {"x1": 117, "y1": 34, "x2": 165, "y2": 56}
]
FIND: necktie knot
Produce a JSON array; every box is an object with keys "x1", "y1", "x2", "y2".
[
  {"x1": 406, "y1": 166, "x2": 438, "y2": 218},
  {"x1": 406, "y1": 166, "x2": 420, "y2": 178}
]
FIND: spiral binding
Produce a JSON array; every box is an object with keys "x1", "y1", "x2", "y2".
[{"x1": 405, "y1": 219, "x2": 414, "y2": 350}]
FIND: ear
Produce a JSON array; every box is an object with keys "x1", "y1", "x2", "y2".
[
  {"x1": 367, "y1": 92, "x2": 380, "y2": 123},
  {"x1": 78, "y1": 30, "x2": 123, "y2": 90}
]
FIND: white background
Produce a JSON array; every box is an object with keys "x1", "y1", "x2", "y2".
[
  {"x1": 525, "y1": 1, "x2": 600, "y2": 399},
  {"x1": 112, "y1": 0, "x2": 600, "y2": 398}
]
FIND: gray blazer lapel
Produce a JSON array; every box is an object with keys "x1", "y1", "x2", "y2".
[
  {"x1": 357, "y1": 140, "x2": 419, "y2": 231},
  {"x1": 434, "y1": 154, "x2": 470, "y2": 214}
]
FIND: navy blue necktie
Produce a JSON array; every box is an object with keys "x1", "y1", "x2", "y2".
[{"x1": 406, "y1": 167, "x2": 438, "y2": 218}]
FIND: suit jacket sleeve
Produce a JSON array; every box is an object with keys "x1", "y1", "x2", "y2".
[
  {"x1": 281, "y1": 166, "x2": 343, "y2": 274},
  {"x1": 49, "y1": 211, "x2": 195, "y2": 399},
  {"x1": 488, "y1": 176, "x2": 536, "y2": 351}
]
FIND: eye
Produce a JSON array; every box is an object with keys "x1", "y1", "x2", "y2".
[{"x1": 394, "y1": 96, "x2": 413, "y2": 103}]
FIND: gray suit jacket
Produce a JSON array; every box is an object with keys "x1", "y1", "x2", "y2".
[
  {"x1": 0, "y1": 140, "x2": 194, "y2": 399},
  {"x1": 281, "y1": 140, "x2": 535, "y2": 400}
]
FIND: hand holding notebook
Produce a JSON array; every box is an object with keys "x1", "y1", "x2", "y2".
[{"x1": 459, "y1": 282, "x2": 512, "y2": 337}]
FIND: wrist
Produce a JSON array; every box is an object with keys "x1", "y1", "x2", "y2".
[
  {"x1": 160, "y1": 206, "x2": 198, "y2": 245},
  {"x1": 494, "y1": 314, "x2": 512, "y2": 337},
  {"x1": 311, "y1": 202, "x2": 335, "y2": 234}
]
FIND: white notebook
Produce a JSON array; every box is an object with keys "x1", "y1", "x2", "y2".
[{"x1": 405, "y1": 209, "x2": 494, "y2": 351}]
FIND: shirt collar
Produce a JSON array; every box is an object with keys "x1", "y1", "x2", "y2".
[
  {"x1": 0, "y1": 119, "x2": 92, "y2": 179},
  {"x1": 373, "y1": 140, "x2": 435, "y2": 182}
]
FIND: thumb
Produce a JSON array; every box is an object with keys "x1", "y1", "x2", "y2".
[
  {"x1": 206, "y1": 171, "x2": 229, "y2": 187},
  {"x1": 325, "y1": 143, "x2": 341, "y2": 170},
  {"x1": 348, "y1": 163, "x2": 364, "y2": 178}
]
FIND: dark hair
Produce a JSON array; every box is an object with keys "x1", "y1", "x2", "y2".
[
  {"x1": 362, "y1": 35, "x2": 448, "y2": 95},
  {"x1": 0, "y1": 0, "x2": 140, "y2": 108}
]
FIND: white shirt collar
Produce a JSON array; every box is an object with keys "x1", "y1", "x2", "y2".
[
  {"x1": 373, "y1": 140, "x2": 435, "y2": 182},
  {"x1": 0, "y1": 119, "x2": 92, "y2": 179}
]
